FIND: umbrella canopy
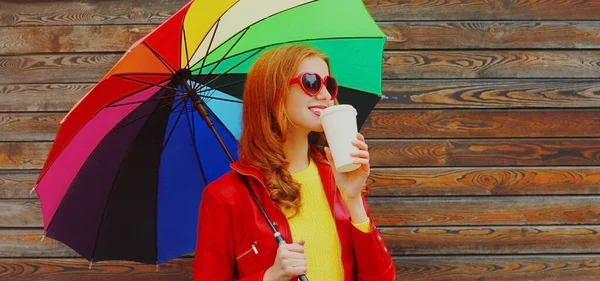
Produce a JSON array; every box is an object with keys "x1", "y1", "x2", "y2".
[{"x1": 35, "y1": 0, "x2": 385, "y2": 264}]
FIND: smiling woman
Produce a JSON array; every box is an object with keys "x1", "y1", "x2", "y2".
[{"x1": 193, "y1": 44, "x2": 395, "y2": 281}]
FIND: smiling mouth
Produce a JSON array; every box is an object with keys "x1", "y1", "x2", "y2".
[{"x1": 309, "y1": 107, "x2": 324, "y2": 116}]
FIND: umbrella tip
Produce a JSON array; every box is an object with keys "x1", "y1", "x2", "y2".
[
  {"x1": 156, "y1": 262, "x2": 159, "y2": 272},
  {"x1": 89, "y1": 259, "x2": 93, "y2": 270},
  {"x1": 29, "y1": 185, "x2": 37, "y2": 195}
]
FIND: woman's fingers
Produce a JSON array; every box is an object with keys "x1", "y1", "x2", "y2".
[
  {"x1": 350, "y1": 150, "x2": 369, "y2": 159},
  {"x1": 352, "y1": 139, "x2": 368, "y2": 151}
]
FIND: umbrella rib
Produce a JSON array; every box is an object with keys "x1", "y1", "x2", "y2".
[
  {"x1": 143, "y1": 42, "x2": 177, "y2": 75},
  {"x1": 114, "y1": 75, "x2": 179, "y2": 92},
  {"x1": 106, "y1": 94, "x2": 187, "y2": 109},
  {"x1": 111, "y1": 95, "x2": 186, "y2": 132},
  {"x1": 186, "y1": 103, "x2": 209, "y2": 187},
  {"x1": 197, "y1": 94, "x2": 242, "y2": 104},
  {"x1": 198, "y1": 27, "x2": 249, "y2": 87},
  {"x1": 182, "y1": 23, "x2": 191, "y2": 71},
  {"x1": 192, "y1": 18, "x2": 222, "y2": 92},
  {"x1": 200, "y1": 47, "x2": 263, "y2": 104},
  {"x1": 161, "y1": 97, "x2": 189, "y2": 151}
]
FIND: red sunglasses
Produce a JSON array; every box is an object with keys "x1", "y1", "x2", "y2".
[{"x1": 289, "y1": 72, "x2": 338, "y2": 100}]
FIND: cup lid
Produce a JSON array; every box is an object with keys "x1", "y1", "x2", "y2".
[{"x1": 319, "y1": 104, "x2": 357, "y2": 119}]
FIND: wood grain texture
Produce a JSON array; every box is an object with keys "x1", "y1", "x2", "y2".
[
  {"x1": 0, "y1": 200, "x2": 40, "y2": 227},
  {"x1": 4, "y1": 167, "x2": 600, "y2": 199},
  {"x1": 381, "y1": 22, "x2": 600, "y2": 49},
  {"x1": 368, "y1": 167, "x2": 600, "y2": 196},
  {"x1": 0, "y1": 54, "x2": 120, "y2": 84},
  {"x1": 364, "y1": 0, "x2": 600, "y2": 21},
  {"x1": 368, "y1": 197, "x2": 600, "y2": 226},
  {"x1": 0, "y1": 142, "x2": 51, "y2": 170},
  {"x1": 6, "y1": 22, "x2": 600, "y2": 54},
  {"x1": 0, "y1": 258, "x2": 193, "y2": 281},
  {"x1": 0, "y1": 83, "x2": 89, "y2": 112},
  {"x1": 383, "y1": 51, "x2": 600, "y2": 79},
  {"x1": 382, "y1": 226, "x2": 600, "y2": 255},
  {"x1": 7, "y1": 196, "x2": 600, "y2": 227},
  {"x1": 0, "y1": 0, "x2": 187, "y2": 26},
  {"x1": 4, "y1": 51, "x2": 600, "y2": 84},
  {"x1": 368, "y1": 139, "x2": 600, "y2": 167},
  {"x1": 8, "y1": 109, "x2": 600, "y2": 142},
  {"x1": 0, "y1": 25, "x2": 153, "y2": 55},
  {"x1": 0, "y1": 113, "x2": 62, "y2": 142},
  {"x1": 4, "y1": 140, "x2": 600, "y2": 169},
  {"x1": 394, "y1": 255, "x2": 600, "y2": 281},
  {"x1": 0, "y1": 229, "x2": 76, "y2": 258},
  {"x1": 362, "y1": 109, "x2": 600, "y2": 138},
  {"x1": 2, "y1": 80, "x2": 600, "y2": 112},
  {"x1": 4, "y1": 0, "x2": 600, "y2": 25},
  {"x1": 0, "y1": 171, "x2": 39, "y2": 199},
  {"x1": 377, "y1": 79, "x2": 600, "y2": 109},
  {"x1": 3, "y1": 226, "x2": 600, "y2": 257}
]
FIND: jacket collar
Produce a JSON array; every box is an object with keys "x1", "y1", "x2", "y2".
[{"x1": 229, "y1": 146, "x2": 333, "y2": 192}]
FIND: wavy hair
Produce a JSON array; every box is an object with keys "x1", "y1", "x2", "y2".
[{"x1": 238, "y1": 45, "x2": 330, "y2": 216}]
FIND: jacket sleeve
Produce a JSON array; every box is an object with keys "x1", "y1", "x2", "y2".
[
  {"x1": 193, "y1": 187, "x2": 268, "y2": 281},
  {"x1": 349, "y1": 195, "x2": 396, "y2": 281}
]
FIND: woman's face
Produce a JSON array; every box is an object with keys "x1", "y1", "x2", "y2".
[{"x1": 285, "y1": 56, "x2": 335, "y2": 134}]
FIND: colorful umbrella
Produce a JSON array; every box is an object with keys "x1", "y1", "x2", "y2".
[{"x1": 34, "y1": 0, "x2": 385, "y2": 265}]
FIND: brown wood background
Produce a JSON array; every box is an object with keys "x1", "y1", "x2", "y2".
[{"x1": 2, "y1": 0, "x2": 600, "y2": 280}]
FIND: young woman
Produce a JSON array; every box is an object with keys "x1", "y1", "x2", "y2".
[{"x1": 194, "y1": 45, "x2": 395, "y2": 281}]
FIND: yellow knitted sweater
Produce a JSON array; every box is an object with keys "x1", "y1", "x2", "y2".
[{"x1": 284, "y1": 158, "x2": 370, "y2": 281}]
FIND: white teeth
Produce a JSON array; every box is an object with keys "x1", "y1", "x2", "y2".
[{"x1": 310, "y1": 108, "x2": 323, "y2": 113}]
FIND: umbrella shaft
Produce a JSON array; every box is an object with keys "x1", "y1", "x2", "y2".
[{"x1": 193, "y1": 101, "x2": 235, "y2": 163}]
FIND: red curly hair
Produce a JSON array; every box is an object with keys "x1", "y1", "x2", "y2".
[{"x1": 239, "y1": 44, "x2": 331, "y2": 216}]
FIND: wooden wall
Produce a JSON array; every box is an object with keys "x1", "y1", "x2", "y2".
[{"x1": 2, "y1": 0, "x2": 600, "y2": 280}]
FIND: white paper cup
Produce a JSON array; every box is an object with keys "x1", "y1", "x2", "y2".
[{"x1": 319, "y1": 104, "x2": 361, "y2": 172}]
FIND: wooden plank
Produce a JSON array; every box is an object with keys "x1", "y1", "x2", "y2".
[
  {"x1": 0, "y1": 200, "x2": 41, "y2": 227},
  {"x1": 368, "y1": 139, "x2": 600, "y2": 167},
  {"x1": 4, "y1": 0, "x2": 600, "y2": 25},
  {"x1": 394, "y1": 255, "x2": 600, "y2": 281},
  {"x1": 0, "y1": 54, "x2": 120, "y2": 84},
  {"x1": 368, "y1": 167, "x2": 600, "y2": 196},
  {"x1": 4, "y1": 51, "x2": 600, "y2": 84},
  {"x1": 8, "y1": 110, "x2": 600, "y2": 142},
  {"x1": 382, "y1": 226, "x2": 600, "y2": 255},
  {"x1": 0, "y1": 142, "x2": 51, "y2": 170},
  {"x1": 4, "y1": 139, "x2": 600, "y2": 169},
  {"x1": 5, "y1": 167, "x2": 600, "y2": 199},
  {"x1": 368, "y1": 196, "x2": 600, "y2": 226},
  {"x1": 0, "y1": 113, "x2": 62, "y2": 142},
  {"x1": 377, "y1": 79, "x2": 600, "y2": 109},
  {"x1": 362, "y1": 109, "x2": 600, "y2": 138},
  {"x1": 6, "y1": 196, "x2": 600, "y2": 227},
  {"x1": 0, "y1": 25, "x2": 153, "y2": 55},
  {"x1": 4, "y1": 226, "x2": 600, "y2": 257},
  {"x1": 6, "y1": 22, "x2": 600, "y2": 54},
  {"x1": 381, "y1": 22, "x2": 600, "y2": 50},
  {"x1": 383, "y1": 51, "x2": 600, "y2": 79},
  {"x1": 0, "y1": 258, "x2": 193, "y2": 281},
  {"x1": 0, "y1": 171, "x2": 39, "y2": 199},
  {"x1": 0, "y1": 0, "x2": 187, "y2": 26},
  {"x1": 0, "y1": 229, "x2": 76, "y2": 258},
  {"x1": 0, "y1": 83, "x2": 89, "y2": 112},
  {"x1": 364, "y1": 0, "x2": 600, "y2": 21},
  {"x1": 2, "y1": 80, "x2": 600, "y2": 112}
]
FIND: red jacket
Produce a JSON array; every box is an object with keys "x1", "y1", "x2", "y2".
[{"x1": 194, "y1": 156, "x2": 396, "y2": 281}]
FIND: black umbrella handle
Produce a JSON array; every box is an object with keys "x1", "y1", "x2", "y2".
[{"x1": 238, "y1": 173, "x2": 309, "y2": 281}]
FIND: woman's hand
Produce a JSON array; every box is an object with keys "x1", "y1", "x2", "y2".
[
  {"x1": 263, "y1": 241, "x2": 307, "y2": 281},
  {"x1": 324, "y1": 133, "x2": 370, "y2": 202}
]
